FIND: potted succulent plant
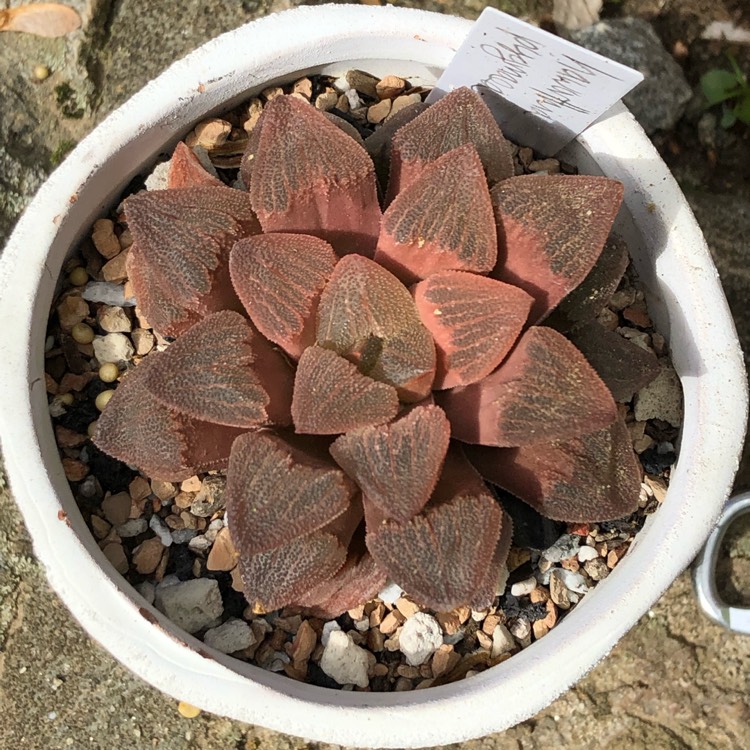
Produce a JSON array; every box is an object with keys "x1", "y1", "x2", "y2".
[{"x1": 0, "y1": 5, "x2": 746, "y2": 748}]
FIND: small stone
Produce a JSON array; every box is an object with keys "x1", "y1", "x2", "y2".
[
  {"x1": 129, "y1": 476, "x2": 150, "y2": 502},
  {"x1": 177, "y1": 701, "x2": 201, "y2": 719},
  {"x1": 97, "y1": 305, "x2": 131, "y2": 333},
  {"x1": 150, "y1": 479, "x2": 176, "y2": 501},
  {"x1": 292, "y1": 77, "x2": 313, "y2": 100},
  {"x1": 55, "y1": 425, "x2": 87, "y2": 448},
  {"x1": 553, "y1": 0, "x2": 602, "y2": 31},
  {"x1": 395, "y1": 597, "x2": 420, "y2": 619},
  {"x1": 377, "y1": 581, "x2": 402, "y2": 605},
  {"x1": 491, "y1": 623, "x2": 516, "y2": 657},
  {"x1": 345, "y1": 89, "x2": 362, "y2": 110},
  {"x1": 203, "y1": 618, "x2": 256, "y2": 654},
  {"x1": 101, "y1": 492, "x2": 131, "y2": 525},
  {"x1": 529, "y1": 158, "x2": 561, "y2": 174},
  {"x1": 191, "y1": 475, "x2": 226, "y2": 517},
  {"x1": 379, "y1": 610, "x2": 405, "y2": 635},
  {"x1": 90, "y1": 515, "x2": 111, "y2": 539},
  {"x1": 33, "y1": 64, "x2": 50, "y2": 81},
  {"x1": 132, "y1": 537, "x2": 165, "y2": 574},
  {"x1": 145, "y1": 161, "x2": 170, "y2": 191},
  {"x1": 346, "y1": 69, "x2": 379, "y2": 98},
  {"x1": 242, "y1": 97, "x2": 264, "y2": 132},
  {"x1": 577, "y1": 545, "x2": 599, "y2": 562},
  {"x1": 509, "y1": 617, "x2": 531, "y2": 646},
  {"x1": 148, "y1": 514, "x2": 173, "y2": 547},
  {"x1": 181, "y1": 475, "x2": 202, "y2": 493},
  {"x1": 542, "y1": 534, "x2": 581, "y2": 563},
  {"x1": 116, "y1": 518, "x2": 148, "y2": 537},
  {"x1": 155, "y1": 578, "x2": 223, "y2": 633},
  {"x1": 376, "y1": 75, "x2": 406, "y2": 99},
  {"x1": 204, "y1": 518, "x2": 224, "y2": 543},
  {"x1": 510, "y1": 576, "x2": 537, "y2": 597},
  {"x1": 335, "y1": 93, "x2": 350, "y2": 112},
  {"x1": 367, "y1": 98, "x2": 392, "y2": 124},
  {"x1": 435, "y1": 611, "x2": 461, "y2": 635},
  {"x1": 618, "y1": 326, "x2": 652, "y2": 352},
  {"x1": 91, "y1": 219, "x2": 121, "y2": 259},
  {"x1": 135, "y1": 581, "x2": 155, "y2": 605},
  {"x1": 584, "y1": 557, "x2": 611, "y2": 581},
  {"x1": 57, "y1": 295, "x2": 89, "y2": 331},
  {"x1": 82, "y1": 281, "x2": 135, "y2": 307},
  {"x1": 193, "y1": 118, "x2": 231, "y2": 148},
  {"x1": 290, "y1": 620, "x2": 317, "y2": 664},
  {"x1": 171, "y1": 528, "x2": 198, "y2": 544},
  {"x1": 101, "y1": 250, "x2": 130, "y2": 283},
  {"x1": 321, "y1": 620, "x2": 342, "y2": 647},
  {"x1": 597, "y1": 307, "x2": 620, "y2": 331},
  {"x1": 431, "y1": 645, "x2": 460, "y2": 677},
  {"x1": 549, "y1": 570, "x2": 572, "y2": 610},
  {"x1": 634, "y1": 363, "x2": 683, "y2": 427},
  {"x1": 399, "y1": 612, "x2": 442, "y2": 666},
  {"x1": 622, "y1": 304, "x2": 652, "y2": 329},
  {"x1": 314, "y1": 91, "x2": 338, "y2": 111},
  {"x1": 260, "y1": 85, "x2": 283, "y2": 101},
  {"x1": 206, "y1": 527, "x2": 238, "y2": 571},
  {"x1": 131, "y1": 328, "x2": 155, "y2": 355},
  {"x1": 607, "y1": 545, "x2": 628, "y2": 568},
  {"x1": 532, "y1": 620, "x2": 550, "y2": 639},
  {"x1": 320, "y1": 630, "x2": 370, "y2": 688},
  {"x1": 93, "y1": 333, "x2": 134, "y2": 366},
  {"x1": 644, "y1": 474, "x2": 668, "y2": 503},
  {"x1": 188, "y1": 535, "x2": 211, "y2": 554},
  {"x1": 102, "y1": 542, "x2": 128, "y2": 574}
]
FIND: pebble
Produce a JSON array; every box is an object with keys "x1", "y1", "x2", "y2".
[
  {"x1": 145, "y1": 161, "x2": 170, "y2": 191},
  {"x1": 171, "y1": 528, "x2": 198, "y2": 545},
  {"x1": 132, "y1": 537, "x2": 165, "y2": 574},
  {"x1": 584, "y1": 557, "x2": 611, "y2": 581},
  {"x1": 93, "y1": 333, "x2": 134, "y2": 366},
  {"x1": 399, "y1": 612, "x2": 442, "y2": 666},
  {"x1": 242, "y1": 97, "x2": 263, "y2": 132},
  {"x1": 177, "y1": 701, "x2": 201, "y2": 719},
  {"x1": 292, "y1": 77, "x2": 313, "y2": 100},
  {"x1": 542, "y1": 534, "x2": 581, "y2": 563},
  {"x1": 321, "y1": 620, "x2": 342, "y2": 647},
  {"x1": 97, "y1": 305, "x2": 131, "y2": 333},
  {"x1": 181, "y1": 475, "x2": 202, "y2": 493},
  {"x1": 549, "y1": 569, "x2": 571, "y2": 610},
  {"x1": 193, "y1": 118, "x2": 232, "y2": 148},
  {"x1": 529, "y1": 158, "x2": 561, "y2": 174},
  {"x1": 203, "y1": 618, "x2": 256, "y2": 654},
  {"x1": 187, "y1": 535, "x2": 212, "y2": 554},
  {"x1": 116, "y1": 518, "x2": 148, "y2": 538},
  {"x1": 82, "y1": 281, "x2": 135, "y2": 307},
  {"x1": 314, "y1": 91, "x2": 338, "y2": 111},
  {"x1": 131, "y1": 328, "x2": 155, "y2": 355},
  {"x1": 135, "y1": 581, "x2": 155, "y2": 605},
  {"x1": 90, "y1": 515, "x2": 111, "y2": 539},
  {"x1": 102, "y1": 542, "x2": 128, "y2": 574},
  {"x1": 389, "y1": 92, "x2": 422, "y2": 118},
  {"x1": 290, "y1": 620, "x2": 317, "y2": 663},
  {"x1": 345, "y1": 89, "x2": 362, "y2": 110},
  {"x1": 345, "y1": 69, "x2": 379, "y2": 98},
  {"x1": 206, "y1": 527, "x2": 238, "y2": 571},
  {"x1": 367, "y1": 98, "x2": 391, "y2": 124},
  {"x1": 101, "y1": 491, "x2": 131, "y2": 526},
  {"x1": 91, "y1": 219, "x2": 122, "y2": 259},
  {"x1": 556, "y1": 568, "x2": 589, "y2": 595},
  {"x1": 395, "y1": 597, "x2": 420, "y2": 619},
  {"x1": 155, "y1": 578, "x2": 223, "y2": 633},
  {"x1": 491, "y1": 623, "x2": 516, "y2": 657},
  {"x1": 577, "y1": 545, "x2": 599, "y2": 562},
  {"x1": 509, "y1": 618, "x2": 531, "y2": 647},
  {"x1": 320, "y1": 630, "x2": 370, "y2": 688},
  {"x1": 376, "y1": 75, "x2": 406, "y2": 99},
  {"x1": 102, "y1": 251, "x2": 130, "y2": 283},
  {"x1": 634, "y1": 363, "x2": 683, "y2": 427},
  {"x1": 56, "y1": 294, "x2": 89, "y2": 330},
  {"x1": 510, "y1": 576, "x2": 537, "y2": 597},
  {"x1": 203, "y1": 518, "x2": 224, "y2": 543},
  {"x1": 377, "y1": 581, "x2": 402, "y2": 605},
  {"x1": 149, "y1": 514, "x2": 173, "y2": 547},
  {"x1": 191, "y1": 476, "x2": 226, "y2": 517}
]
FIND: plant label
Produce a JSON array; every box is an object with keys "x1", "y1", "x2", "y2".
[{"x1": 429, "y1": 8, "x2": 644, "y2": 155}]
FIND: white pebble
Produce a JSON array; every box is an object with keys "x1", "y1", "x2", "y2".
[
  {"x1": 116, "y1": 518, "x2": 147, "y2": 538},
  {"x1": 556, "y1": 568, "x2": 589, "y2": 594},
  {"x1": 188, "y1": 535, "x2": 212, "y2": 553},
  {"x1": 93, "y1": 333, "x2": 134, "y2": 367},
  {"x1": 82, "y1": 281, "x2": 136, "y2": 307},
  {"x1": 491, "y1": 623, "x2": 516, "y2": 657},
  {"x1": 345, "y1": 89, "x2": 362, "y2": 109},
  {"x1": 203, "y1": 618, "x2": 256, "y2": 654},
  {"x1": 510, "y1": 576, "x2": 537, "y2": 597},
  {"x1": 542, "y1": 533, "x2": 581, "y2": 562},
  {"x1": 145, "y1": 161, "x2": 170, "y2": 191},
  {"x1": 149, "y1": 515, "x2": 173, "y2": 547},
  {"x1": 154, "y1": 578, "x2": 223, "y2": 633},
  {"x1": 320, "y1": 630, "x2": 370, "y2": 688},
  {"x1": 321, "y1": 620, "x2": 342, "y2": 647},
  {"x1": 377, "y1": 581, "x2": 403, "y2": 605},
  {"x1": 332, "y1": 76, "x2": 350, "y2": 92},
  {"x1": 354, "y1": 618, "x2": 370, "y2": 632},
  {"x1": 399, "y1": 612, "x2": 442, "y2": 666},
  {"x1": 577, "y1": 545, "x2": 599, "y2": 562}
]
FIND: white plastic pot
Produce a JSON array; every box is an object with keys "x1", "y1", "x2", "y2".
[{"x1": 0, "y1": 5, "x2": 746, "y2": 747}]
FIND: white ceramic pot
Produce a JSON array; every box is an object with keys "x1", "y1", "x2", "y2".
[{"x1": 0, "y1": 5, "x2": 746, "y2": 747}]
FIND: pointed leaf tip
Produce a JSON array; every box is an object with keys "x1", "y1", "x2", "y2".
[
  {"x1": 168, "y1": 142, "x2": 223, "y2": 189},
  {"x1": 412, "y1": 270, "x2": 533, "y2": 389},
  {"x1": 436, "y1": 326, "x2": 618, "y2": 447},
  {"x1": 375, "y1": 145, "x2": 498, "y2": 284},
  {"x1": 330, "y1": 405, "x2": 451, "y2": 523}
]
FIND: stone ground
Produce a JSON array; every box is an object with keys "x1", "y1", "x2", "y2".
[{"x1": 1, "y1": 1, "x2": 749, "y2": 748}]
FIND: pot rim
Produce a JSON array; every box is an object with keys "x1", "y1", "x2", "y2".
[{"x1": 0, "y1": 5, "x2": 746, "y2": 748}]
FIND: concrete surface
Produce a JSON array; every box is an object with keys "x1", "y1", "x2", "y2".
[{"x1": 1, "y1": 1, "x2": 749, "y2": 748}]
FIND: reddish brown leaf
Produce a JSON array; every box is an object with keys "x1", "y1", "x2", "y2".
[
  {"x1": 436, "y1": 326, "x2": 617, "y2": 447},
  {"x1": 316, "y1": 254, "x2": 435, "y2": 401},
  {"x1": 168, "y1": 142, "x2": 223, "y2": 189},
  {"x1": 412, "y1": 270, "x2": 533, "y2": 389},
  {"x1": 229, "y1": 233, "x2": 338, "y2": 359},
  {"x1": 93, "y1": 353, "x2": 244, "y2": 481},
  {"x1": 469, "y1": 508, "x2": 513, "y2": 610},
  {"x1": 545, "y1": 234, "x2": 629, "y2": 332},
  {"x1": 490, "y1": 175, "x2": 624, "y2": 323},
  {"x1": 248, "y1": 95, "x2": 381, "y2": 257},
  {"x1": 387, "y1": 87, "x2": 514, "y2": 202},
  {"x1": 375, "y1": 146, "x2": 498, "y2": 284},
  {"x1": 292, "y1": 346, "x2": 399, "y2": 434},
  {"x1": 235, "y1": 532, "x2": 347, "y2": 614},
  {"x1": 143, "y1": 311, "x2": 293, "y2": 428},
  {"x1": 224, "y1": 430, "x2": 356, "y2": 556},
  {"x1": 367, "y1": 492, "x2": 502, "y2": 612},
  {"x1": 123, "y1": 186, "x2": 260, "y2": 337},
  {"x1": 466, "y1": 417, "x2": 642, "y2": 522},
  {"x1": 330, "y1": 405, "x2": 451, "y2": 523}
]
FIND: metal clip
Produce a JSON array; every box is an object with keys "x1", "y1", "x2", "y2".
[{"x1": 693, "y1": 491, "x2": 750, "y2": 635}]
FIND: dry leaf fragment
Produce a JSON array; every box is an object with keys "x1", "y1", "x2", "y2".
[{"x1": 0, "y1": 4, "x2": 81, "y2": 38}]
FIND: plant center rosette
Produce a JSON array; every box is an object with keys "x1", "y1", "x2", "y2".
[{"x1": 93, "y1": 88, "x2": 661, "y2": 619}]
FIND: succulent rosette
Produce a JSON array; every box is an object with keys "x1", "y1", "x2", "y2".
[{"x1": 95, "y1": 88, "x2": 656, "y2": 617}]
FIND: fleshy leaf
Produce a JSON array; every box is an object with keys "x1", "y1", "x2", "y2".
[
  {"x1": 224, "y1": 430, "x2": 356, "y2": 555},
  {"x1": 235, "y1": 532, "x2": 347, "y2": 614},
  {"x1": 466, "y1": 417, "x2": 642, "y2": 522},
  {"x1": 143, "y1": 311, "x2": 293, "y2": 428},
  {"x1": 316, "y1": 254, "x2": 435, "y2": 401},
  {"x1": 387, "y1": 87, "x2": 514, "y2": 202},
  {"x1": 367, "y1": 491, "x2": 502, "y2": 611},
  {"x1": 292, "y1": 346, "x2": 399, "y2": 434},
  {"x1": 491, "y1": 175, "x2": 624, "y2": 323},
  {"x1": 229, "y1": 233, "x2": 338, "y2": 359},
  {"x1": 567, "y1": 322, "x2": 661, "y2": 402},
  {"x1": 436, "y1": 326, "x2": 617, "y2": 447},
  {"x1": 412, "y1": 270, "x2": 533, "y2": 389},
  {"x1": 330, "y1": 405, "x2": 451, "y2": 523},
  {"x1": 94, "y1": 353, "x2": 244, "y2": 481},
  {"x1": 468, "y1": 508, "x2": 513, "y2": 610},
  {"x1": 546, "y1": 235, "x2": 629, "y2": 332},
  {"x1": 375, "y1": 145, "x2": 498, "y2": 284},
  {"x1": 123, "y1": 186, "x2": 260, "y2": 336},
  {"x1": 168, "y1": 142, "x2": 223, "y2": 189},
  {"x1": 248, "y1": 95, "x2": 381, "y2": 257}
]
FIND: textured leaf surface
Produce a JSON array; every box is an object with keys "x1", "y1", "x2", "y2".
[
  {"x1": 224, "y1": 430, "x2": 355, "y2": 556},
  {"x1": 248, "y1": 95, "x2": 381, "y2": 256},
  {"x1": 567, "y1": 322, "x2": 660, "y2": 402},
  {"x1": 491, "y1": 175, "x2": 624, "y2": 323},
  {"x1": 230, "y1": 233, "x2": 338, "y2": 359},
  {"x1": 168, "y1": 142, "x2": 223, "y2": 189},
  {"x1": 292, "y1": 346, "x2": 399, "y2": 434},
  {"x1": 143, "y1": 311, "x2": 292, "y2": 427},
  {"x1": 94, "y1": 354, "x2": 244, "y2": 481},
  {"x1": 316, "y1": 254, "x2": 435, "y2": 401},
  {"x1": 124, "y1": 186, "x2": 259, "y2": 336},
  {"x1": 367, "y1": 492, "x2": 502, "y2": 611},
  {"x1": 546, "y1": 235, "x2": 629, "y2": 332},
  {"x1": 436, "y1": 326, "x2": 617, "y2": 446},
  {"x1": 330, "y1": 405, "x2": 450, "y2": 523},
  {"x1": 235, "y1": 532, "x2": 347, "y2": 614},
  {"x1": 375, "y1": 146, "x2": 497, "y2": 284},
  {"x1": 467, "y1": 417, "x2": 642, "y2": 522},
  {"x1": 412, "y1": 270, "x2": 533, "y2": 389},
  {"x1": 469, "y1": 508, "x2": 513, "y2": 610},
  {"x1": 388, "y1": 87, "x2": 514, "y2": 201}
]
